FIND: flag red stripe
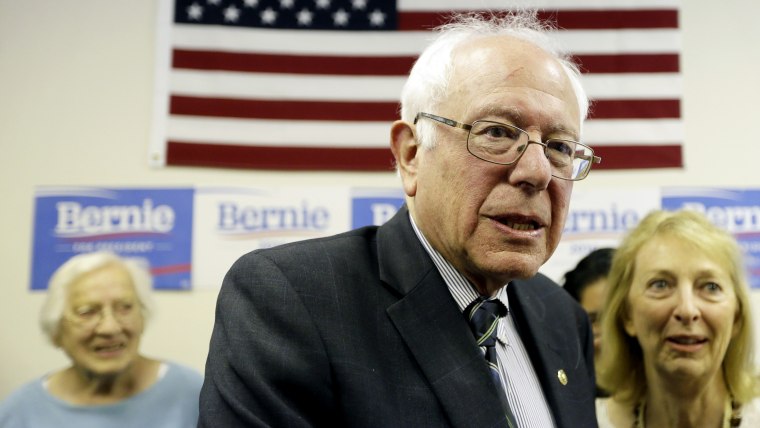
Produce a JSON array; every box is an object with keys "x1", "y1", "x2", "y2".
[
  {"x1": 166, "y1": 141, "x2": 681, "y2": 170},
  {"x1": 589, "y1": 99, "x2": 680, "y2": 119},
  {"x1": 172, "y1": 49, "x2": 412, "y2": 76},
  {"x1": 167, "y1": 141, "x2": 397, "y2": 171},
  {"x1": 574, "y1": 54, "x2": 679, "y2": 73},
  {"x1": 170, "y1": 96, "x2": 398, "y2": 120},
  {"x1": 170, "y1": 96, "x2": 679, "y2": 120},
  {"x1": 397, "y1": 9, "x2": 678, "y2": 31},
  {"x1": 543, "y1": 9, "x2": 679, "y2": 29},
  {"x1": 173, "y1": 49, "x2": 678, "y2": 75},
  {"x1": 594, "y1": 145, "x2": 682, "y2": 169}
]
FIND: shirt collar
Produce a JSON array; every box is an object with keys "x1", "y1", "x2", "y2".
[{"x1": 407, "y1": 212, "x2": 509, "y2": 312}]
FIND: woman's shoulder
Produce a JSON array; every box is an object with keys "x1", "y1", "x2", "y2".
[
  {"x1": 1, "y1": 377, "x2": 48, "y2": 406},
  {"x1": 156, "y1": 361, "x2": 204, "y2": 392},
  {"x1": 595, "y1": 398, "x2": 614, "y2": 428},
  {"x1": 596, "y1": 396, "x2": 635, "y2": 428},
  {"x1": 165, "y1": 361, "x2": 203, "y2": 380},
  {"x1": 0, "y1": 377, "x2": 51, "y2": 425},
  {"x1": 741, "y1": 396, "x2": 760, "y2": 426}
]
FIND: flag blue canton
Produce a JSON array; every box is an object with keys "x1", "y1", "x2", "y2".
[{"x1": 174, "y1": 0, "x2": 398, "y2": 30}]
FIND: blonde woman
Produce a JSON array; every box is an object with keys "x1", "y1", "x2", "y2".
[{"x1": 596, "y1": 210, "x2": 760, "y2": 427}]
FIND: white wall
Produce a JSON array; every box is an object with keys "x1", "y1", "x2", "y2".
[{"x1": 1, "y1": 0, "x2": 759, "y2": 400}]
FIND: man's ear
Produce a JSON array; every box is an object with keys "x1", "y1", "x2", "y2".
[{"x1": 390, "y1": 120, "x2": 419, "y2": 197}]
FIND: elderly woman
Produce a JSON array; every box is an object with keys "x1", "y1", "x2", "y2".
[
  {"x1": 595, "y1": 210, "x2": 760, "y2": 427},
  {"x1": 0, "y1": 251, "x2": 202, "y2": 428}
]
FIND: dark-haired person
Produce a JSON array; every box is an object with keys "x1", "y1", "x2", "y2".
[{"x1": 563, "y1": 247, "x2": 615, "y2": 374}]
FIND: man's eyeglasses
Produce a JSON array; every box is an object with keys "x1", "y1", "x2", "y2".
[{"x1": 414, "y1": 112, "x2": 601, "y2": 181}]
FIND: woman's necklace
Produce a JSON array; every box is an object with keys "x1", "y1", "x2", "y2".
[{"x1": 633, "y1": 396, "x2": 742, "y2": 428}]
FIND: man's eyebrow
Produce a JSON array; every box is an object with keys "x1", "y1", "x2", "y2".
[
  {"x1": 547, "y1": 124, "x2": 580, "y2": 141},
  {"x1": 480, "y1": 106, "x2": 579, "y2": 140},
  {"x1": 481, "y1": 106, "x2": 522, "y2": 122}
]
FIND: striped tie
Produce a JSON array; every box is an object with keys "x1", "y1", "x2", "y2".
[{"x1": 465, "y1": 297, "x2": 517, "y2": 428}]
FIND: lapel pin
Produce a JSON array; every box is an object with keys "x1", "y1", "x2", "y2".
[{"x1": 557, "y1": 369, "x2": 568, "y2": 386}]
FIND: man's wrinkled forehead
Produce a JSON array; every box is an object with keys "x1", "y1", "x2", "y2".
[
  {"x1": 451, "y1": 35, "x2": 570, "y2": 88},
  {"x1": 445, "y1": 36, "x2": 580, "y2": 125}
]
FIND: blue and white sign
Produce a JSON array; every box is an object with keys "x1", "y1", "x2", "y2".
[
  {"x1": 31, "y1": 187, "x2": 194, "y2": 290},
  {"x1": 351, "y1": 188, "x2": 405, "y2": 228},
  {"x1": 662, "y1": 187, "x2": 760, "y2": 288},
  {"x1": 28, "y1": 185, "x2": 760, "y2": 291},
  {"x1": 541, "y1": 187, "x2": 661, "y2": 284},
  {"x1": 192, "y1": 186, "x2": 351, "y2": 289}
]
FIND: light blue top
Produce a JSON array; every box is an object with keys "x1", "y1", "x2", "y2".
[{"x1": 0, "y1": 362, "x2": 202, "y2": 428}]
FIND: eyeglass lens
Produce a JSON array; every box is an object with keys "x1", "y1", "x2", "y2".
[
  {"x1": 68, "y1": 301, "x2": 138, "y2": 328},
  {"x1": 467, "y1": 120, "x2": 592, "y2": 180}
]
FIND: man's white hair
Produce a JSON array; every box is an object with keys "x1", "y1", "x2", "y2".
[{"x1": 399, "y1": 11, "x2": 589, "y2": 150}]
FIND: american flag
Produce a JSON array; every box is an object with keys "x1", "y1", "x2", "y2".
[{"x1": 150, "y1": 0, "x2": 682, "y2": 171}]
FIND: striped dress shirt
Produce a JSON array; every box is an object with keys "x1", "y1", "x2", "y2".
[{"x1": 410, "y1": 215, "x2": 556, "y2": 428}]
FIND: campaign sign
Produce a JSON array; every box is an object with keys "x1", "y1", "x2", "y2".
[
  {"x1": 351, "y1": 188, "x2": 405, "y2": 228},
  {"x1": 540, "y1": 188, "x2": 661, "y2": 284},
  {"x1": 662, "y1": 187, "x2": 760, "y2": 288},
  {"x1": 31, "y1": 187, "x2": 194, "y2": 290},
  {"x1": 192, "y1": 186, "x2": 351, "y2": 289}
]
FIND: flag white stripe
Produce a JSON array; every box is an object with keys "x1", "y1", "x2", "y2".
[
  {"x1": 583, "y1": 119, "x2": 682, "y2": 144},
  {"x1": 170, "y1": 70, "x2": 404, "y2": 101},
  {"x1": 167, "y1": 116, "x2": 683, "y2": 147},
  {"x1": 170, "y1": 70, "x2": 682, "y2": 100},
  {"x1": 167, "y1": 117, "x2": 391, "y2": 146},
  {"x1": 559, "y1": 30, "x2": 679, "y2": 54},
  {"x1": 582, "y1": 73, "x2": 682, "y2": 99},
  {"x1": 172, "y1": 26, "x2": 679, "y2": 55}
]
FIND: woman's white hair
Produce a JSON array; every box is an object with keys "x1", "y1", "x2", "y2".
[
  {"x1": 39, "y1": 251, "x2": 156, "y2": 344},
  {"x1": 400, "y1": 11, "x2": 589, "y2": 149}
]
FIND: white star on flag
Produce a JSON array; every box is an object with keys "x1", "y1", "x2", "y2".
[
  {"x1": 186, "y1": 3, "x2": 203, "y2": 20},
  {"x1": 224, "y1": 5, "x2": 240, "y2": 23},
  {"x1": 297, "y1": 8, "x2": 314, "y2": 26},
  {"x1": 368, "y1": 9, "x2": 385, "y2": 27},
  {"x1": 260, "y1": 7, "x2": 277, "y2": 25},
  {"x1": 333, "y1": 8, "x2": 349, "y2": 26}
]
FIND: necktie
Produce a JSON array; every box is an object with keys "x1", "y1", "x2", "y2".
[{"x1": 465, "y1": 297, "x2": 517, "y2": 428}]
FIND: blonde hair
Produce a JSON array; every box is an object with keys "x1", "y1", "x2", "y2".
[{"x1": 597, "y1": 209, "x2": 757, "y2": 404}]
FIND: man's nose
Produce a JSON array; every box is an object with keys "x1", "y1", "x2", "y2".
[{"x1": 507, "y1": 140, "x2": 553, "y2": 188}]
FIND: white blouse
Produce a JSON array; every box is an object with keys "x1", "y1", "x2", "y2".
[{"x1": 596, "y1": 396, "x2": 760, "y2": 428}]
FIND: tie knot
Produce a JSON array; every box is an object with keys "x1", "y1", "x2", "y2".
[{"x1": 465, "y1": 298, "x2": 507, "y2": 348}]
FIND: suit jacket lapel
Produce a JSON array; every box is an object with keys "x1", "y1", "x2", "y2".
[
  {"x1": 378, "y1": 207, "x2": 509, "y2": 428},
  {"x1": 507, "y1": 280, "x2": 573, "y2": 428}
]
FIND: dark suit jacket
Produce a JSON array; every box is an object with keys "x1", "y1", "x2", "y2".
[{"x1": 199, "y1": 206, "x2": 598, "y2": 428}]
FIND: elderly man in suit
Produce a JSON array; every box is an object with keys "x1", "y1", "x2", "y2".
[{"x1": 199, "y1": 11, "x2": 601, "y2": 428}]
